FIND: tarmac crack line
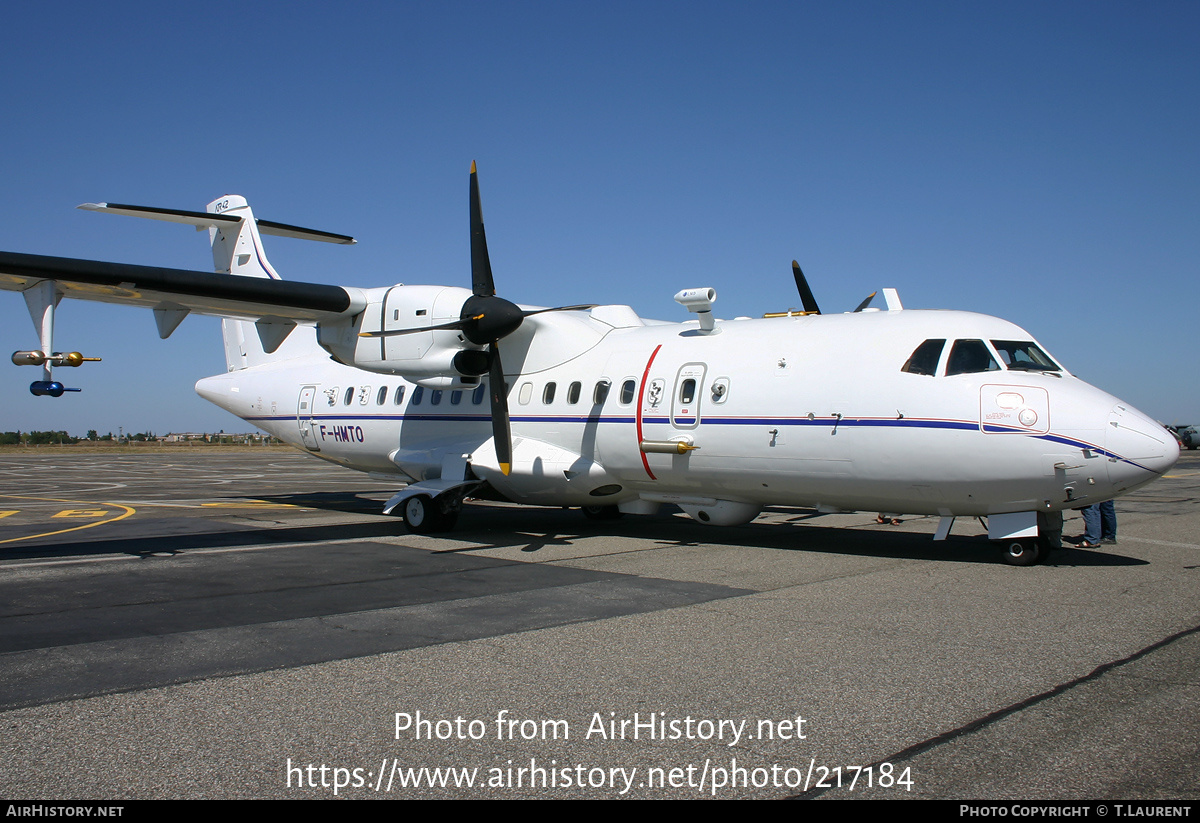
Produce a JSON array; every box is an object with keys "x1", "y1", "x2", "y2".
[{"x1": 788, "y1": 620, "x2": 1200, "y2": 799}]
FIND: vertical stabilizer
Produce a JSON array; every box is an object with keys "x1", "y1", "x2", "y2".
[
  {"x1": 206, "y1": 195, "x2": 281, "y2": 280},
  {"x1": 207, "y1": 196, "x2": 287, "y2": 369}
]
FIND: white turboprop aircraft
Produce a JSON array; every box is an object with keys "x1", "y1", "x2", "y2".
[{"x1": 0, "y1": 165, "x2": 1179, "y2": 565}]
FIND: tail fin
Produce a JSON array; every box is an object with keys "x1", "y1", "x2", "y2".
[
  {"x1": 207, "y1": 196, "x2": 288, "y2": 370},
  {"x1": 79, "y1": 196, "x2": 355, "y2": 371},
  {"x1": 206, "y1": 195, "x2": 281, "y2": 280}
]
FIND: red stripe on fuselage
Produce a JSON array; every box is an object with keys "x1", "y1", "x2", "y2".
[{"x1": 636, "y1": 344, "x2": 663, "y2": 479}]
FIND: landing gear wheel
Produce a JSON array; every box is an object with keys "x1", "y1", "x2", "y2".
[
  {"x1": 1036, "y1": 534, "x2": 1056, "y2": 563},
  {"x1": 582, "y1": 504, "x2": 623, "y2": 521},
  {"x1": 403, "y1": 495, "x2": 435, "y2": 533},
  {"x1": 403, "y1": 494, "x2": 455, "y2": 534},
  {"x1": 1001, "y1": 538, "x2": 1043, "y2": 567}
]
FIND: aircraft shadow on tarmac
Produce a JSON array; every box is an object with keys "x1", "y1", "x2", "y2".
[
  {"x1": 206, "y1": 496, "x2": 1156, "y2": 568},
  {"x1": 435, "y1": 506, "x2": 1146, "y2": 568},
  {"x1": 0, "y1": 496, "x2": 1147, "y2": 568}
]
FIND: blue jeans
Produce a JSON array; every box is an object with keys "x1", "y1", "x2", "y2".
[{"x1": 1082, "y1": 501, "x2": 1116, "y2": 544}]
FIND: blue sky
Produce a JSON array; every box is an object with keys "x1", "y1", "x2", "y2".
[{"x1": 2, "y1": 1, "x2": 1197, "y2": 435}]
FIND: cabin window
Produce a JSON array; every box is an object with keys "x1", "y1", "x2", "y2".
[
  {"x1": 412, "y1": 386, "x2": 424, "y2": 405},
  {"x1": 472, "y1": 385, "x2": 486, "y2": 405},
  {"x1": 990, "y1": 340, "x2": 1061, "y2": 372},
  {"x1": 902, "y1": 339, "x2": 945, "y2": 376},
  {"x1": 344, "y1": 387, "x2": 354, "y2": 406},
  {"x1": 518, "y1": 382, "x2": 533, "y2": 405},
  {"x1": 376, "y1": 386, "x2": 388, "y2": 405},
  {"x1": 450, "y1": 390, "x2": 462, "y2": 405},
  {"x1": 946, "y1": 339, "x2": 1000, "y2": 376},
  {"x1": 567, "y1": 381, "x2": 582, "y2": 404},
  {"x1": 593, "y1": 380, "x2": 610, "y2": 405},
  {"x1": 679, "y1": 378, "x2": 696, "y2": 404},
  {"x1": 543, "y1": 382, "x2": 556, "y2": 404},
  {"x1": 393, "y1": 386, "x2": 406, "y2": 405},
  {"x1": 430, "y1": 389, "x2": 443, "y2": 405},
  {"x1": 620, "y1": 379, "x2": 636, "y2": 405}
]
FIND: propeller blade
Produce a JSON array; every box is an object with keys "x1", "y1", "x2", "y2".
[
  {"x1": 469, "y1": 161, "x2": 495, "y2": 298},
  {"x1": 488, "y1": 342, "x2": 512, "y2": 475},
  {"x1": 791, "y1": 261, "x2": 821, "y2": 315},
  {"x1": 853, "y1": 292, "x2": 877, "y2": 312},
  {"x1": 369, "y1": 169, "x2": 590, "y2": 360}
]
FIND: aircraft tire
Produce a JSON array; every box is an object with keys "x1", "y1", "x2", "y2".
[
  {"x1": 581, "y1": 504, "x2": 623, "y2": 521},
  {"x1": 403, "y1": 494, "x2": 452, "y2": 534},
  {"x1": 1036, "y1": 534, "x2": 1056, "y2": 563},
  {"x1": 1000, "y1": 538, "x2": 1042, "y2": 567}
]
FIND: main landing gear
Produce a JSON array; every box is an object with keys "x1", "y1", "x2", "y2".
[
  {"x1": 581, "y1": 504, "x2": 623, "y2": 521},
  {"x1": 402, "y1": 494, "x2": 460, "y2": 534}
]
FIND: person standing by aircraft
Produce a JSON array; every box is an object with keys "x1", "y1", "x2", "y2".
[{"x1": 1079, "y1": 501, "x2": 1117, "y2": 548}]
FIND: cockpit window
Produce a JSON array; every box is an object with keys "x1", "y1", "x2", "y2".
[
  {"x1": 902, "y1": 339, "x2": 945, "y2": 375},
  {"x1": 946, "y1": 339, "x2": 1000, "y2": 375},
  {"x1": 990, "y1": 340, "x2": 1061, "y2": 372}
]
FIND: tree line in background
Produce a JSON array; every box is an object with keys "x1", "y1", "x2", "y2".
[
  {"x1": 0, "y1": 431, "x2": 280, "y2": 445},
  {"x1": 0, "y1": 430, "x2": 152, "y2": 444}
]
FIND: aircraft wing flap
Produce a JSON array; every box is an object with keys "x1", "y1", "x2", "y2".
[{"x1": 0, "y1": 251, "x2": 364, "y2": 322}]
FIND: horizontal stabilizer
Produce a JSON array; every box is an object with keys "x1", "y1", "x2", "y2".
[
  {"x1": 78, "y1": 202, "x2": 356, "y2": 245},
  {"x1": 256, "y1": 218, "x2": 356, "y2": 245},
  {"x1": 78, "y1": 202, "x2": 239, "y2": 228}
]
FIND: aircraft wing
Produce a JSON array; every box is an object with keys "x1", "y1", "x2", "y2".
[{"x1": 0, "y1": 251, "x2": 365, "y2": 323}]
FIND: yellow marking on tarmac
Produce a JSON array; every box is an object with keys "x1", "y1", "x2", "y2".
[
  {"x1": 52, "y1": 509, "x2": 110, "y2": 518},
  {"x1": 0, "y1": 495, "x2": 136, "y2": 545},
  {"x1": 0, "y1": 511, "x2": 17, "y2": 518},
  {"x1": 200, "y1": 500, "x2": 299, "y2": 509}
]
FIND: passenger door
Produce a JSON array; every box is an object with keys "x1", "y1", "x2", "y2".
[{"x1": 297, "y1": 386, "x2": 320, "y2": 451}]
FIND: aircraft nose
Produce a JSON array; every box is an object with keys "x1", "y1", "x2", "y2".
[{"x1": 1105, "y1": 402, "x2": 1179, "y2": 492}]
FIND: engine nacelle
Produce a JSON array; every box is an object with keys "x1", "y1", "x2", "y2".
[{"x1": 317, "y1": 285, "x2": 488, "y2": 388}]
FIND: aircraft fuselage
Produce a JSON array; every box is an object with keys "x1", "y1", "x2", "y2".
[{"x1": 196, "y1": 304, "x2": 1177, "y2": 524}]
